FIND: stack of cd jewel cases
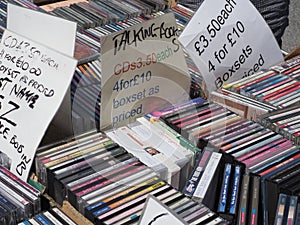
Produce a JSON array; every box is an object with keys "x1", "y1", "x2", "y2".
[
  {"x1": 182, "y1": 147, "x2": 246, "y2": 224},
  {"x1": 0, "y1": 1, "x2": 7, "y2": 28},
  {"x1": 19, "y1": 207, "x2": 78, "y2": 225},
  {"x1": 221, "y1": 55, "x2": 300, "y2": 110},
  {"x1": 151, "y1": 98, "x2": 300, "y2": 174},
  {"x1": 105, "y1": 120, "x2": 194, "y2": 191},
  {"x1": 272, "y1": 193, "x2": 299, "y2": 225},
  {"x1": 0, "y1": 165, "x2": 41, "y2": 224},
  {"x1": 35, "y1": 131, "x2": 228, "y2": 225},
  {"x1": 183, "y1": 48, "x2": 207, "y2": 99},
  {"x1": 209, "y1": 87, "x2": 277, "y2": 122},
  {"x1": 46, "y1": 0, "x2": 166, "y2": 31},
  {"x1": 258, "y1": 103, "x2": 300, "y2": 146},
  {"x1": 145, "y1": 97, "x2": 300, "y2": 224},
  {"x1": 71, "y1": 58, "x2": 101, "y2": 133},
  {"x1": 165, "y1": 4, "x2": 195, "y2": 32}
]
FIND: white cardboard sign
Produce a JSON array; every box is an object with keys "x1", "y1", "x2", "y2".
[
  {"x1": 0, "y1": 30, "x2": 77, "y2": 180},
  {"x1": 7, "y1": 3, "x2": 76, "y2": 57},
  {"x1": 100, "y1": 13, "x2": 191, "y2": 130},
  {"x1": 138, "y1": 195, "x2": 188, "y2": 225},
  {"x1": 7, "y1": 3, "x2": 78, "y2": 139},
  {"x1": 179, "y1": 0, "x2": 284, "y2": 93}
]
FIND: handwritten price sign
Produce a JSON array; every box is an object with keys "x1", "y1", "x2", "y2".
[
  {"x1": 179, "y1": 0, "x2": 283, "y2": 93},
  {"x1": 0, "y1": 30, "x2": 77, "y2": 180},
  {"x1": 101, "y1": 13, "x2": 191, "y2": 130}
]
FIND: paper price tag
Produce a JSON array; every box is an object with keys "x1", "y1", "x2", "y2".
[
  {"x1": 101, "y1": 13, "x2": 191, "y2": 130},
  {"x1": 0, "y1": 30, "x2": 77, "y2": 180},
  {"x1": 179, "y1": 0, "x2": 284, "y2": 93}
]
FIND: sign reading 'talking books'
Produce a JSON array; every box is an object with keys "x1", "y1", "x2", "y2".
[{"x1": 100, "y1": 13, "x2": 191, "y2": 130}]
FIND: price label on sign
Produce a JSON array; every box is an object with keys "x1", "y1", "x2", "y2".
[
  {"x1": 0, "y1": 30, "x2": 77, "y2": 180},
  {"x1": 179, "y1": 0, "x2": 283, "y2": 93},
  {"x1": 101, "y1": 13, "x2": 191, "y2": 130},
  {"x1": 138, "y1": 195, "x2": 188, "y2": 225}
]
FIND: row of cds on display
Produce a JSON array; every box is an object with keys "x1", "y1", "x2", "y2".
[
  {"x1": 144, "y1": 96, "x2": 300, "y2": 225},
  {"x1": 182, "y1": 148, "x2": 261, "y2": 225},
  {"x1": 35, "y1": 131, "x2": 228, "y2": 225},
  {"x1": 73, "y1": 4, "x2": 194, "y2": 52},
  {"x1": 71, "y1": 3, "x2": 194, "y2": 55},
  {"x1": 0, "y1": 165, "x2": 41, "y2": 224},
  {"x1": 18, "y1": 207, "x2": 78, "y2": 225},
  {"x1": 9, "y1": 96, "x2": 300, "y2": 225},
  {"x1": 273, "y1": 193, "x2": 299, "y2": 225},
  {"x1": 46, "y1": 0, "x2": 166, "y2": 30},
  {"x1": 258, "y1": 104, "x2": 300, "y2": 146},
  {"x1": 210, "y1": 54, "x2": 300, "y2": 123},
  {"x1": 221, "y1": 55, "x2": 300, "y2": 110},
  {"x1": 71, "y1": 59, "x2": 101, "y2": 132}
]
